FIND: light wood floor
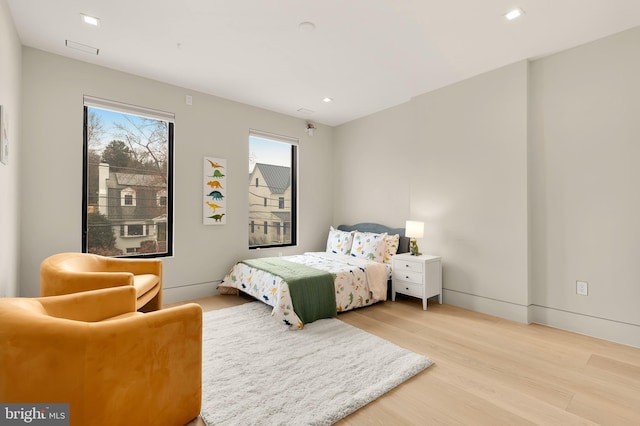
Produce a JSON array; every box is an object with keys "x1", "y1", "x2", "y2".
[{"x1": 179, "y1": 294, "x2": 640, "y2": 425}]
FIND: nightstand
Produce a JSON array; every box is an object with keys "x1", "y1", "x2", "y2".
[{"x1": 392, "y1": 253, "x2": 442, "y2": 310}]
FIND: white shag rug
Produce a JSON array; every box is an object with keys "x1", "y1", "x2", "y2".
[{"x1": 200, "y1": 302, "x2": 433, "y2": 426}]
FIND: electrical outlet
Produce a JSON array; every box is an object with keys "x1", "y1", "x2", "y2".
[{"x1": 576, "y1": 281, "x2": 588, "y2": 296}]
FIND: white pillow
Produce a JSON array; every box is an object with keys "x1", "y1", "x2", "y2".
[
  {"x1": 383, "y1": 234, "x2": 400, "y2": 263},
  {"x1": 350, "y1": 231, "x2": 387, "y2": 262},
  {"x1": 326, "y1": 226, "x2": 354, "y2": 255}
]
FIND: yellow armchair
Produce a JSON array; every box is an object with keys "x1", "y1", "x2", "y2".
[
  {"x1": 40, "y1": 252, "x2": 163, "y2": 311},
  {"x1": 0, "y1": 286, "x2": 202, "y2": 426}
]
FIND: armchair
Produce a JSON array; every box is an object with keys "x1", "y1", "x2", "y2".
[
  {"x1": 40, "y1": 252, "x2": 163, "y2": 311},
  {"x1": 0, "y1": 286, "x2": 202, "y2": 426}
]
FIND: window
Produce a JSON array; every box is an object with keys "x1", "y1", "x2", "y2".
[
  {"x1": 127, "y1": 224, "x2": 144, "y2": 236},
  {"x1": 248, "y1": 130, "x2": 297, "y2": 248},
  {"x1": 157, "y1": 190, "x2": 167, "y2": 207},
  {"x1": 83, "y1": 96, "x2": 174, "y2": 257},
  {"x1": 121, "y1": 187, "x2": 135, "y2": 206}
]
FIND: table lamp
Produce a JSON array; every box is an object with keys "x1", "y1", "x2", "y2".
[{"x1": 405, "y1": 220, "x2": 424, "y2": 256}]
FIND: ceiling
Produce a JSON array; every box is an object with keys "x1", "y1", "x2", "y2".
[{"x1": 7, "y1": 0, "x2": 640, "y2": 126}]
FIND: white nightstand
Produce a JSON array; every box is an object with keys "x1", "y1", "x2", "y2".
[{"x1": 392, "y1": 253, "x2": 442, "y2": 310}]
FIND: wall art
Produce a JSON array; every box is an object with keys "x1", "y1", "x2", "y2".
[{"x1": 203, "y1": 157, "x2": 227, "y2": 225}]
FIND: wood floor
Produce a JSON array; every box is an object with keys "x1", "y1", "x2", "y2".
[{"x1": 179, "y1": 294, "x2": 640, "y2": 425}]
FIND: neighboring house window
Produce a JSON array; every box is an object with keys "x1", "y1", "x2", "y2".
[
  {"x1": 121, "y1": 187, "x2": 136, "y2": 206},
  {"x1": 129, "y1": 224, "x2": 144, "y2": 236},
  {"x1": 248, "y1": 130, "x2": 297, "y2": 249},
  {"x1": 82, "y1": 96, "x2": 174, "y2": 258},
  {"x1": 157, "y1": 190, "x2": 167, "y2": 207}
]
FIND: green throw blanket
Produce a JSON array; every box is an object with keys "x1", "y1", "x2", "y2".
[{"x1": 241, "y1": 258, "x2": 336, "y2": 324}]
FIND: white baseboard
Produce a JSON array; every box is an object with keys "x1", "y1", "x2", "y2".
[
  {"x1": 443, "y1": 289, "x2": 640, "y2": 348},
  {"x1": 443, "y1": 289, "x2": 529, "y2": 323},
  {"x1": 529, "y1": 305, "x2": 640, "y2": 348},
  {"x1": 162, "y1": 281, "x2": 219, "y2": 305}
]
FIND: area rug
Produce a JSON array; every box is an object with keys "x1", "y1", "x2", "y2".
[{"x1": 200, "y1": 302, "x2": 433, "y2": 425}]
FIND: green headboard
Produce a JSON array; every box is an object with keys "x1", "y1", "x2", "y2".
[{"x1": 337, "y1": 223, "x2": 410, "y2": 254}]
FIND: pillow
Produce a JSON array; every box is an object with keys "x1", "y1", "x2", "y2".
[
  {"x1": 326, "y1": 226, "x2": 354, "y2": 255},
  {"x1": 383, "y1": 234, "x2": 400, "y2": 263},
  {"x1": 350, "y1": 231, "x2": 387, "y2": 262}
]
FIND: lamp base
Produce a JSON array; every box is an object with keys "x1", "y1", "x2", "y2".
[{"x1": 409, "y1": 238, "x2": 422, "y2": 256}]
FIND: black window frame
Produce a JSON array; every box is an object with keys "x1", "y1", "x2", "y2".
[
  {"x1": 248, "y1": 131, "x2": 297, "y2": 250},
  {"x1": 82, "y1": 100, "x2": 174, "y2": 258}
]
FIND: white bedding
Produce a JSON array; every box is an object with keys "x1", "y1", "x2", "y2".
[{"x1": 219, "y1": 252, "x2": 389, "y2": 329}]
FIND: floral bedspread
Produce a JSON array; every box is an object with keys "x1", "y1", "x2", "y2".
[{"x1": 219, "y1": 252, "x2": 389, "y2": 329}]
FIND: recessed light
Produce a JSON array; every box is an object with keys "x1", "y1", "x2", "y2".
[
  {"x1": 322, "y1": 97, "x2": 333, "y2": 103},
  {"x1": 81, "y1": 14, "x2": 100, "y2": 26},
  {"x1": 504, "y1": 8, "x2": 525, "y2": 21},
  {"x1": 298, "y1": 21, "x2": 316, "y2": 32},
  {"x1": 65, "y1": 40, "x2": 99, "y2": 55}
]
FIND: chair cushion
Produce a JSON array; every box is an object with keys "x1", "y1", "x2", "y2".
[{"x1": 133, "y1": 274, "x2": 160, "y2": 297}]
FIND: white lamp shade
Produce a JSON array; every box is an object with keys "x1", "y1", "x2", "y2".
[{"x1": 405, "y1": 220, "x2": 424, "y2": 239}]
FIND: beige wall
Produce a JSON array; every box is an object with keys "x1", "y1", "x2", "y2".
[
  {"x1": 529, "y1": 27, "x2": 640, "y2": 345},
  {"x1": 19, "y1": 47, "x2": 334, "y2": 302},
  {"x1": 334, "y1": 61, "x2": 530, "y2": 323},
  {"x1": 0, "y1": 0, "x2": 21, "y2": 298},
  {"x1": 410, "y1": 61, "x2": 530, "y2": 318},
  {"x1": 334, "y1": 27, "x2": 640, "y2": 346}
]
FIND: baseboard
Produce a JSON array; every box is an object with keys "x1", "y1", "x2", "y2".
[
  {"x1": 444, "y1": 288, "x2": 640, "y2": 348},
  {"x1": 163, "y1": 281, "x2": 219, "y2": 304},
  {"x1": 443, "y1": 288, "x2": 529, "y2": 323},
  {"x1": 529, "y1": 305, "x2": 640, "y2": 348}
]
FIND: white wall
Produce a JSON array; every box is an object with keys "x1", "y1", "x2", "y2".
[
  {"x1": 334, "y1": 61, "x2": 530, "y2": 323},
  {"x1": 334, "y1": 27, "x2": 640, "y2": 347},
  {"x1": 332, "y1": 101, "x2": 412, "y2": 228},
  {"x1": 19, "y1": 47, "x2": 334, "y2": 302},
  {"x1": 0, "y1": 0, "x2": 21, "y2": 298},
  {"x1": 529, "y1": 27, "x2": 640, "y2": 346}
]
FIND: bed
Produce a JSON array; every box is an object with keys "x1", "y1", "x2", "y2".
[{"x1": 219, "y1": 223, "x2": 409, "y2": 329}]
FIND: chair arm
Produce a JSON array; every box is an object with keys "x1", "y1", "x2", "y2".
[
  {"x1": 41, "y1": 270, "x2": 134, "y2": 296},
  {"x1": 0, "y1": 312, "x2": 89, "y2": 406},
  {"x1": 39, "y1": 286, "x2": 137, "y2": 322},
  {"x1": 101, "y1": 257, "x2": 162, "y2": 276},
  {"x1": 83, "y1": 304, "x2": 203, "y2": 425}
]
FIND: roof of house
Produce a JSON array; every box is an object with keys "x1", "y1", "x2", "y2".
[
  {"x1": 272, "y1": 211, "x2": 291, "y2": 222},
  {"x1": 114, "y1": 173, "x2": 166, "y2": 188},
  {"x1": 253, "y1": 163, "x2": 290, "y2": 194}
]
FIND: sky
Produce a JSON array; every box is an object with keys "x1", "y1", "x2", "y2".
[
  {"x1": 92, "y1": 107, "x2": 291, "y2": 171},
  {"x1": 90, "y1": 107, "x2": 151, "y2": 151},
  {"x1": 249, "y1": 135, "x2": 291, "y2": 172}
]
